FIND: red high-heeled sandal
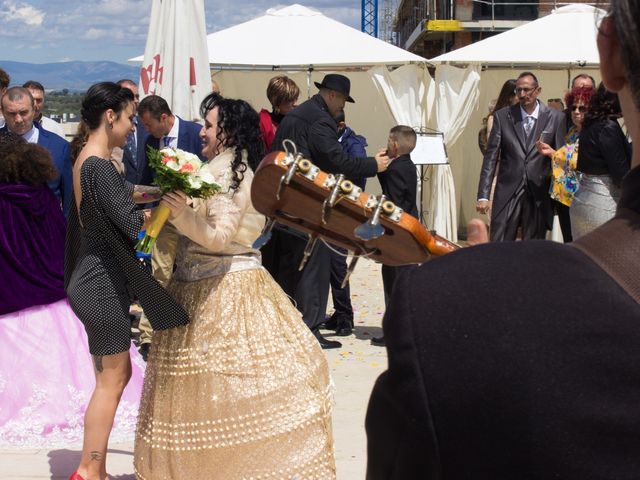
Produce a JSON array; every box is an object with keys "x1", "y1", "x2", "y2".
[{"x1": 68, "y1": 470, "x2": 86, "y2": 480}]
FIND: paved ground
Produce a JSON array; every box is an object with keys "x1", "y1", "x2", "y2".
[{"x1": 0, "y1": 259, "x2": 388, "y2": 479}]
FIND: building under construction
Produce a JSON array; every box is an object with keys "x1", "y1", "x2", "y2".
[{"x1": 392, "y1": 0, "x2": 596, "y2": 58}]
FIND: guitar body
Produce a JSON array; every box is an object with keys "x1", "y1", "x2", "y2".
[{"x1": 251, "y1": 151, "x2": 458, "y2": 266}]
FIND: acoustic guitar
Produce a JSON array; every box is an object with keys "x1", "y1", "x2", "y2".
[{"x1": 251, "y1": 143, "x2": 459, "y2": 267}]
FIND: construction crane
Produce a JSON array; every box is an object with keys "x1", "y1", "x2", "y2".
[{"x1": 361, "y1": 0, "x2": 378, "y2": 37}]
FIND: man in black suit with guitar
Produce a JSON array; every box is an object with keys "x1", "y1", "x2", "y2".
[{"x1": 264, "y1": 74, "x2": 389, "y2": 349}]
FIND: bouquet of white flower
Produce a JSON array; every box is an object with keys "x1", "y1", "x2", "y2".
[{"x1": 135, "y1": 147, "x2": 221, "y2": 254}]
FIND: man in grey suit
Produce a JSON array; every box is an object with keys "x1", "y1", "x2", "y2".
[{"x1": 476, "y1": 72, "x2": 566, "y2": 241}]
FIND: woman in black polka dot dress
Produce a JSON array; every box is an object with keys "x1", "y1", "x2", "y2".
[{"x1": 64, "y1": 82, "x2": 188, "y2": 480}]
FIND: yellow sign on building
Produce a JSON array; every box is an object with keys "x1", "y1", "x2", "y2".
[{"x1": 426, "y1": 20, "x2": 463, "y2": 31}]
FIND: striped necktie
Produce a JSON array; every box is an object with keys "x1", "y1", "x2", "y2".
[{"x1": 524, "y1": 116, "x2": 535, "y2": 139}]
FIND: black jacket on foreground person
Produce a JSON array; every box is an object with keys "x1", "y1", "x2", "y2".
[
  {"x1": 271, "y1": 93, "x2": 378, "y2": 178},
  {"x1": 366, "y1": 166, "x2": 640, "y2": 479}
]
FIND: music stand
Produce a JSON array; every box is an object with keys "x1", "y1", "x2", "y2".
[{"x1": 410, "y1": 130, "x2": 449, "y2": 226}]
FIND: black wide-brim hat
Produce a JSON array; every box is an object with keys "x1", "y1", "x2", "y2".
[{"x1": 314, "y1": 74, "x2": 355, "y2": 103}]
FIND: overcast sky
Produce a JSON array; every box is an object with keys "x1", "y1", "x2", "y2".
[{"x1": 0, "y1": 0, "x2": 362, "y2": 64}]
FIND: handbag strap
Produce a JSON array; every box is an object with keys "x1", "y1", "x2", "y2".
[{"x1": 572, "y1": 207, "x2": 640, "y2": 304}]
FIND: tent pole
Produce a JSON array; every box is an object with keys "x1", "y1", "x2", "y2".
[{"x1": 307, "y1": 67, "x2": 313, "y2": 100}]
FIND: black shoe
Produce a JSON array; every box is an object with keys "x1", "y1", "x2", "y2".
[
  {"x1": 320, "y1": 314, "x2": 338, "y2": 331},
  {"x1": 316, "y1": 333, "x2": 342, "y2": 349},
  {"x1": 139, "y1": 343, "x2": 150, "y2": 361},
  {"x1": 371, "y1": 336, "x2": 385, "y2": 346},
  {"x1": 335, "y1": 318, "x2": 354, "y2": 336}
]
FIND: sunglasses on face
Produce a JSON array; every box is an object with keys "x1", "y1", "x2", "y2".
[{"x1": 571, "y1": 105, "x2": 587, "y2": 113}]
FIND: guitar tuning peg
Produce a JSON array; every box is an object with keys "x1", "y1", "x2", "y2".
[
  {"x1": 276, "y1": 152, "x2": 303, "y2": 200},
  {"x1": 252, "y1": 218, "x2": 277, "y2": 249},
  {"x1": 340, "y1": 255, "x2": 359, "y2": 289},
  {"x1": 298, "y1": 235, "x2": 319, "y2": 271},
  {"x1": 321, "y1": 174, "x2": 345, "y2": 225},
  {"x1": 354, "y1": 194, "x2": 387, "y2": 241}
]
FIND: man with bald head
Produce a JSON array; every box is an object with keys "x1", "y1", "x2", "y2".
[{"x1": 1, "y1": 86, "x2": 72, "y2": 217}]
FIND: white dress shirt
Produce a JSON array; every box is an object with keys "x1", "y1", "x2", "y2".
[
  {"x1": 161, "y1": 117, "x2": 180, "y2": 149},
  {"x1": 22, "y1": 125, "x2": 40, "y2": 144},
  {"x1": 520, "y1": 101, "x2": 540, "y2": 138}
]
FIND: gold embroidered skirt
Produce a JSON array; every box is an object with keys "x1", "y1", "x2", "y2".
[{"x1": 134, "y1": 267, "x2": 336, "y2": 480}]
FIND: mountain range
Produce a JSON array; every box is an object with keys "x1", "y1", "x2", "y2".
[{"x1": 0, "y1": 60, "x2": 140, "y2": 91}]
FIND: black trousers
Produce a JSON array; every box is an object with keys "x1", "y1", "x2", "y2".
[
  {"x1": 261, "y1": 227, "x2": 330, "y2": 333},
  {"x1": 552, "y1": 199, "x2": 573, "y2": 243},
  {"x1": 490, "y1": 186, "x2": 549, "y2": 241},
  {"x1": 329, "y1": 245, "x2": 353, "y2": 320}
]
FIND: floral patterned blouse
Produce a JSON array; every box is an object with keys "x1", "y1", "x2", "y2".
[{"x1": 549, "y1": 128, "x2": 580, "y2": 206}]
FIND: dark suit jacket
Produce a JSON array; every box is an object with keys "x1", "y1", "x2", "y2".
[
  {"x1": 145, "y1": 116, "x2": 206, "y2": 164},
  {"x1": 38, "y1": 125, "x2": 72, "y2": 218},
  {"x1": 272, "y1": 94, "x2": 378, "y2": 179},
  {"x1": 377, "y1": 153, "x2": 418, "y2": 218},
  {"x1": 123, "y1": 117, "x2": 151, "y2": 186},
  {"x1": 3, "y1": 123, "x2": 73, "y2": 218},
  {"x1": 367, "y1": 167, "x2": 640, "y2": 479},
  {"x1": 477, "y1": 102, "x2": 565, "y2": 228}
]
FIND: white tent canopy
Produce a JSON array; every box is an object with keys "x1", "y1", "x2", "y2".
[
  {"x1": 131, "y1": 4, "x2": 426, "y2": 69},
  {"x1": 431, "y1": 4, "x2": 605, "y2": 68}
]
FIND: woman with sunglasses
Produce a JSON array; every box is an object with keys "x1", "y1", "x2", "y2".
[
  {"x1": 570, "y1": 83, "x2": 632, "y2": 238},
  {"x1": 536, "y1": 86, "x2": 593, "y2": 242}
]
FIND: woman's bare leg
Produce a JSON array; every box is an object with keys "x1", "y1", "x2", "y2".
[{"x1": 75, "y1": 350, "x2": 131, "y2": 480}]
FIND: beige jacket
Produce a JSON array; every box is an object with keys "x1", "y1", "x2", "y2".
[{"x1": 171, "y1": 147, "x2": 264, "y2": 254}]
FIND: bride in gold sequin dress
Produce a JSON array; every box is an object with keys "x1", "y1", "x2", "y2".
[{"x1": 134, "y1": 95, "x2": 336, "y2": 480}]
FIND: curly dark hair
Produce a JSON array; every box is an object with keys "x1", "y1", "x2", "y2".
[
  {"x1": 0, "y1": 136, "x2": 57, "y2": 185},
  {"x1": 70, "y1": 82, "x2": 134, "y2": 163},
  {"x1": 0, "y1": 129, "x2": 25, "y2": 150},
  {"x1": 200, "y1": 93, "x2": 264, "y2": 192},
  {"x1": 583, "y1": 83, "x2": 622, "y2": 128}
]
